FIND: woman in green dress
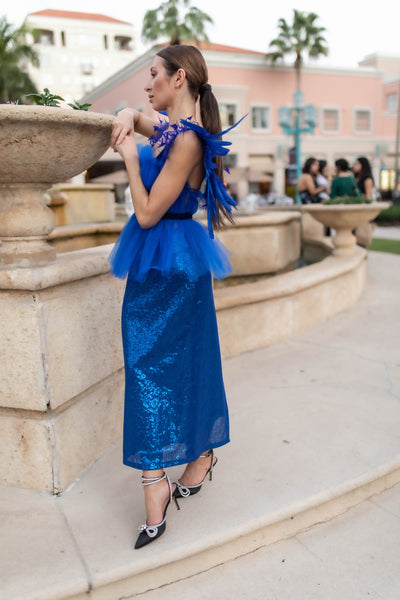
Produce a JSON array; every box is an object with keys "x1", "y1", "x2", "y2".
[{"x1": 330, "y1": 158, "x2": 360, "y2": 199}]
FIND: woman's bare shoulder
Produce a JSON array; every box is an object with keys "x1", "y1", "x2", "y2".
[{"x1": 170, "y1": 128, "x2": 203, "y2": 158}]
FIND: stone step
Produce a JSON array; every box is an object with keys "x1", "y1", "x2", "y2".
[
  {"x1": 1, "y1": 251, "x2": 400, "y2": 600},
  {"x1": 129, "y1": 482, "x2": 400, "y2": 600}
]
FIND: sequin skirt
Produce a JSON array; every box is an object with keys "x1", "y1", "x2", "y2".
[{"x1": 121, "y1": 268, "x2": 230, "y2": 470}]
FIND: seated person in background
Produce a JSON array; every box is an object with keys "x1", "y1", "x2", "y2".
[
  {"x1": 297, "y1": 157, "x2": 328, "y2": 203},
  {"x1": 353, "y1": 156, "x2": 374, "y2": 199},
  {"x1": 330, "y1": 158, "x2": 360, "y2": 198},
  {"x1": 316, "y1": 159, "x2": 331, "y2": 200}
]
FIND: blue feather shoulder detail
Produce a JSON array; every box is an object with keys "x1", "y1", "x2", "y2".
[
  {"x1": 149, "y1": 115, "x2": 246, "y2": 238},
  {"x1": 180, "y1": 116, "x2": 247, "y2": 238}
]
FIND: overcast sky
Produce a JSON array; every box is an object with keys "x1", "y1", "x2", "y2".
[{"x1": 4, "y1": 0, "x2": 400, "y2": 69}]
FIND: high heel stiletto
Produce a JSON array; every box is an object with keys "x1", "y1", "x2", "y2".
[
  {"x1": 135, "y1": 473, "x2": 174, "y2": 549},
  {"x1": 173, "y1": 450, "x2": 217, "y2": 508}
]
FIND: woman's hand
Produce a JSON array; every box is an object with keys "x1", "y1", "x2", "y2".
[
  {"x1": 113, "y1": 131, "x2": 138, "y2": 161},
  {"x1": 110, "y1": 109, "x2": 135, "y2": 151}
]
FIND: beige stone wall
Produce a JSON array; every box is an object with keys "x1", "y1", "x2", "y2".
[
  {"x1": 217, "y1": 216, "x2": 301, "y2": 276},
  {"x1": 51, "y1": 184, "x2": 115, "y2": 225},
  {"x1": 1, "y1": 372, "x2": 124, "y2": 492},
  {"x1": 0, "y1": 251, "x2": 126, "y2": 492},
  {"x1": 215, "y1": 249, "x2": 367, "y2": 358}
]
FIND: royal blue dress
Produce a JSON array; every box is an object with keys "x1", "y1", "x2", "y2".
[{"x1": 108, "y1": 118, "x2": 237, "y2": 471}]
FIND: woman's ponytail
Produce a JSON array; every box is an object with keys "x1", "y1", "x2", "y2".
[{"x1": 157, "y1": 45, "x2": 235, "y2": 229}]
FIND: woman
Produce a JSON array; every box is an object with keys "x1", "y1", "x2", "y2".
[
  {"x1": 109, "y1": 45, "x2": 238, "y2": 549},
  {"x1": 297, "y1": 157, "x2": 327, "y2": 203},
  {"x1": 353, "y1": 156, "x2": 374, "y2": 199},
  {"x1": 330, "y1": 158, "x2": 360, "y2": 199},
  {"x1": 316, "y1": 159, "x2": 330, "y2": 200},
  {"x1": 353, "y1": 156, "x2": 376, "y2": 247}
]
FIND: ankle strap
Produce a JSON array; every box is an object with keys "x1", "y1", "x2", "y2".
[
  {"x1": 199, "y1": 450, "x2": 213, "y2": 458},
  {"x1": 141, "y1": 473, "x2": 166, "y2": 486}
]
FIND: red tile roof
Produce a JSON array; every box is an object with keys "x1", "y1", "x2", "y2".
[
  {"x1": 158, "y1": 40, "x2": 264, "y2": 56},
  {"x1": 196, "y1": 40, "x2": 264, "y2": 55},
  {"x1": 28, "y1": 9, "x2": 132, "y2": 26}
]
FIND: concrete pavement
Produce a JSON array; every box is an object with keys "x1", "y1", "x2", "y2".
[{"x1": 373, "y1": 224, "x2": 400, "y2": 240}]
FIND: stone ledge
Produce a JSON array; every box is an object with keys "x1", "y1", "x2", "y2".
[
  {"x1": 49, "y1": 222, "x2": 123, "y2": 239},
  {"x1": 199, "y1": 210, "x2": 302, "y2": 228},
  {"x1": 79, "y1": 458, "x2": 400, "y2": 600},
  {"x1": 215, "y1": 246, "x2": 366, "y2": 310},
  {"x1": 0, "y1": 245, "x2": 114, "y2": 291}
]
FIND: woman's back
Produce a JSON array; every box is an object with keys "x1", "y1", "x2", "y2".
[
  {"x1": 109, "y1": 119, "x2": 237, "y2": 282},
  {"x1": 330, "y1": 174, "x2": 358, "y2": 198}
]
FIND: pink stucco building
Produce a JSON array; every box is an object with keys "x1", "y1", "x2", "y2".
[{"x1": 83, "y1": 42, "x2": 399, "y2": 200}]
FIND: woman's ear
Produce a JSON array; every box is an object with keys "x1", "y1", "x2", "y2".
[{"x1": 175, "y1": 68, "x2": 186, "y2": 88}]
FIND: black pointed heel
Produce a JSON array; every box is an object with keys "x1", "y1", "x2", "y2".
[
  {"x1": 135, "y1": 473, "x2": 175, "y2": 549},
  {"x1": 173, "y1": 450, "x2": 217, "y2": 508}
]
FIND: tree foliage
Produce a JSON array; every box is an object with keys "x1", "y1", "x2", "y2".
[
  {"x1": 0, "y1": 16, "x2": 39, "y2": 103},
  {"x1": 142, "y1": 0, "x2": 213, "y2": 46},
  {"x1": 266, "y1": 10, "x2": 328, "y2": 90}
]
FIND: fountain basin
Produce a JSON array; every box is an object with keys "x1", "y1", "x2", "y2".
[
  {"x1": 0, "y1": 106, "x2": 114, "y2": 267},
  {"x1": 302, "y1": 202, "x2": 391, "y2": 256},
  {"x1": 0, "y1": 105, "x2": 114, "y2": 183},
  {"x1": 48, "y1": 211, "x2": 303, "y2": 277}
]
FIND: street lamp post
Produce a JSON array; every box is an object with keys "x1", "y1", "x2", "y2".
[
  {"x1": 393, "y1": 75, "x2": 400, "y2": 203},
  {"x1": 279, "y1": 91, "x2": 317, "y2": 204}
]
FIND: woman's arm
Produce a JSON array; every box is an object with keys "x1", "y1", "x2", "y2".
[
  {"x1": 114, "y1": 130, "x2": 203, "y2": 228},
  {"x1": 364, "y1": 177, "x2": 374, "y2": 199},
  {"x1": 303, "y1": 173, "x2": 326, "y2": 195},
  {"x1": 110, "y1": 108, "x2": 161, "y2": 147}
]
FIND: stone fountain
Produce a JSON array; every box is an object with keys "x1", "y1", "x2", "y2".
[
  {"x1": 0, "y1": 105, "x2": 389, "y2": 495},
  {"x1": 0, "y1": 105, "x2": 126, "y2": 493},
  {"x1": 302, "y1": 202, "x2": 391, "y2": 255},
  {"x1": 0, "y1": 105, "x2": 114, "y2": 267}
]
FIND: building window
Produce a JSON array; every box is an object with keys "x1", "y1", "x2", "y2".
[
  {"x1": 39, "y1": 53, "x2": 51, "y2": 67},
  {"x1": 219, "y1": 103, "x2": 237, "y2": 128},
  {"x1": 81, "y1": 63, "x2": 94, "y2": 75},
  {"x1": 321, "y1": 108, "x2": 340, "y2": 133},
  {"x1": 251, "y1": 105, "x2": 270, "y2": 131},
  {"x1": 61, "y1": 31, "x2": 66, "y2": 47},
  {"x1": 82, "y1": 80, "x2": 94, "y2": 93},
  {"x1": 114, "y1": 36, "x2": 133, "y2": 51},
  {"x1": 104, "y1": 34, "x2": 108, "y2": 50},
  {"x1": 34, "y1": 29, "x2": 55, "y2": 46},
  {"x1": 386, "y1": 92, "x2": 398, "y2": 112},
  {"x1": 354, "y1": 108, "x2": 372, "y2": 133}
]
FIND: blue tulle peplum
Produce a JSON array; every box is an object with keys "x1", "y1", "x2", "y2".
[{"x1": 108, "y1": 118, "x2": 241, "y2": 282}]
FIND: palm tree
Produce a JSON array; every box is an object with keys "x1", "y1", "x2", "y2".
[
  {"x1": 266, "y1": 9, "x2": 328, "y2": 91},
  {"x1": 142, "y1": 0, "x2": 213, "y2": 46},
  {"x1": 0, "y1": 16, "x2": 39, "y2": 103}
]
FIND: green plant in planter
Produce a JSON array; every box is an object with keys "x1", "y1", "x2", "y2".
[
  {"x1": 23, "y1": 89, "x2": 92, "y2": 110},
  {"x1": 67, "y1": 100, "x2": 92, "y2": 111},
  {"x1": 26, "y1": 88, "x2": 64, "y2": 106},
  {"x1": 323, "y1": 196, "x2": 373, "y2": 205}
]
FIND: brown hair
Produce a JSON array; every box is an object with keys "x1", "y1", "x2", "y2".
[{"x1": 157, "y1": 45, "x2": 233, "y2": 229}]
